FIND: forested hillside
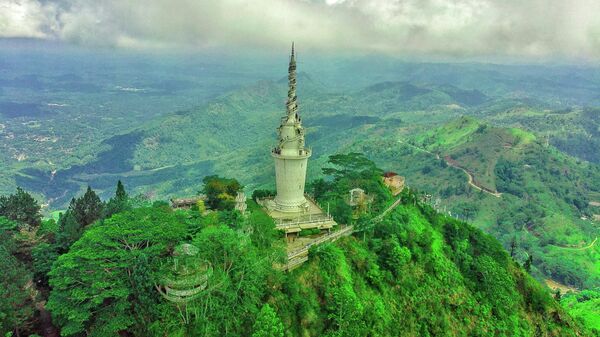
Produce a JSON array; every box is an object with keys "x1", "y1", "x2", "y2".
[
  {"x1": 354, "y1": 117, "x2": 600, "y2": 291},
  {"x1": 0, "y1": 155, "x2": 592, "y2": 336}
]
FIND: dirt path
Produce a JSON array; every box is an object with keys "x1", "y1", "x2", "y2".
[
  {"x1": 551, "y1": 237, "x2": 598, "y2": 251},
  {"x1": 396, "y1": 139, "x2": 501, "y2": 198},
  {"x1": 443, "y1": 157, "x2": 502, "y2": 198},
  {"x1": 545, "y1": 279, "x2": 578, "y2": 294},
  {"x1": 36, "y1": 302, "x2": 59, "y2": 337}
]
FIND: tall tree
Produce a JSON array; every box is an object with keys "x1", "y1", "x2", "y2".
[
  {"x1": 106, "y1": 180, "x2": 130, "y2": 218},
  {"x1": 524, "y1": 254, "x2": 533, "y2": 273},
  {"x1": 201, "y1": 175, "x2": 242, "y2": 210},
  {"x1": 47, "y1": 206, "x2": 187, "y2": 336},
  {"x1": 322, "y1": 153, "x2": 382, "y2": 182},
  {"x1": 252, "y1": 304, "x2": 284, "y2": 337},
  {"x1": 55, "y1": 208, "x2": 82, "y2": 251},
  {"x1": 71, "y1": 186, "x2": 104, "y2": 227},
  {"x1": 0, "y1": 187, "x2": 41, "y2": 228},
  {"x1": 0, "y1": 232, "x2": 35, "y2": 336},
  {"x1": 192, "y1": 226, "x2": 273, "y2": 334}
]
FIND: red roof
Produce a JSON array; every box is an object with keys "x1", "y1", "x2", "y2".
[{"x1": 383, "y1": 171, "x2": 398, "y2": 178}]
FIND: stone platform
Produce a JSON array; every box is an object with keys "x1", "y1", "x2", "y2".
[{"x1": 259, "y1": 196, "x2": 337, "y2": 234}]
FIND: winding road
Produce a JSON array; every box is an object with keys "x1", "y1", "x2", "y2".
[
  {"x1": 397, "y1": 139, "x2": 502, "y2": 198},
  {"x1": 443, "y1": 156, "x2": 502, "y2": 198},
  {"x1": 551, "y1": 236, "x2": 598, "y2": 251}
]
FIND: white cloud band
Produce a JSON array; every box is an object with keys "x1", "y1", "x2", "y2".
[{"x1": 2, "y1": 0, "x2": 600, "y2": 59}]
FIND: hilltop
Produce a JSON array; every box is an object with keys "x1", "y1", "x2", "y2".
[{"x1": 0, "y1": 155, "x2": 592, "y2": 336}]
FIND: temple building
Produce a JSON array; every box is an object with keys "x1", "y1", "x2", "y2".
[
  {"x1": 260, "y1": 44, "x2": 337, "y2": 235},
  {"x1": 271, "y1": 43, "x2": 311, "y2": 213}
]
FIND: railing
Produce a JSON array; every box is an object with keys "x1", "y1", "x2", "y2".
[
  {"x1": 279, "y1": 195, "x2": 405, "y2": 272},
  {"x1": 280, "y1": 225, "x2": 355, "y2": 271},
  {"x1": 275, "y1": 216, "x2": 334, "y2": 230},
  {"x1": 286, "y1": 225, "x2": 354, "y2": 260}
]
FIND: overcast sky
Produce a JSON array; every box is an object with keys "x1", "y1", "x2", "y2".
[{"x1": 1, "y1": 0, "x2": 600, "y2": 60}]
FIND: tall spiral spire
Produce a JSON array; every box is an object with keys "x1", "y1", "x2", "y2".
[
  {"x1": 286, "y1": 42, "x2": 298, "y2": 118},
  {"x1": 269, "y1": 43, "x2": 312, "y2": 214}
]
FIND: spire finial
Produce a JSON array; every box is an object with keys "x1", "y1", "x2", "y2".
[{"x1": 286, "y1": 43, "x2": 297, "y2": 117}]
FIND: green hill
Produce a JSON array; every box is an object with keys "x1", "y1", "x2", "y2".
[
  {"x1": 0, "y1": 155, "x2": 592, "y2": 336},
  {"x1": 275, "y1": 196, "x2": 586, "y2": 336},
  {"x1": 412, "y1": 116, "x2": 536, "y2": 192},
  {"x1": 354, "y1": 117, "x2": 600, "y2": 292},
  {"x1": 475, "y1": 106, "x2": 600, "y2": 164}
]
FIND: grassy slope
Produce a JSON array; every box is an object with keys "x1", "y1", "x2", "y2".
[
  {"x1": 472, "y1": 106, "x2": 600, "y2": 164},
  {"x1": 412, "y1": 116, "x2": 536, "y2": 191},
  {"x1": 561, "y1": 290, "x2": 600, "y2": 333},
  {"x1": 348, "y1": 117, "x2": 600, "y2": 331},
  {"x1": 271, "y1": 199, "x2": 588, "y2": 336}
]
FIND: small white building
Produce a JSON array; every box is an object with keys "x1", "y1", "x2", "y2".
[
  {"x1": 349, "y1": 188, "x2": 366, "y2": 205},
  {"x1": 235, "y1": 192, "x2": 247, "y2": 214}
]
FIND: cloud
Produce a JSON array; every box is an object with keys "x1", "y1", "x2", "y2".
[
  {"x1": 2, "y1": 0, "x2": 600, "y2": 59},
  {"x1": 0, "y1": 0, "x2": 59, "y2": 38}
]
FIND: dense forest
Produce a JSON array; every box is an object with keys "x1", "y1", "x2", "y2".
[{"x1": 0, "y1": 153, "x2": 593, "y2": 336}]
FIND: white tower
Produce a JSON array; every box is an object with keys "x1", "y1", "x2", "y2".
[{"x1": 271, "y1": 44, "x2": 311, "y2": 213}]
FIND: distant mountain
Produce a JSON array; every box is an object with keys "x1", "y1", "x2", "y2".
[{"x1": 471, "y1": 106, "x2": 600, "y2": 164}]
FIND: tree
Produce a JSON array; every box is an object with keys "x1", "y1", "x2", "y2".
[
  {"x1": 218, "y1": 210, "x2": 243, "y2": 230},
  {"x1": 191, "y1": 226, "x2": 273, "y2": 335},
  {"x1": 201, "y1": 175, "x2": 242, "y2": 210},
  {"x1": 509, "y1": 236, "x2": 517, "y2": 258},
  {"x1": 0, "y1": 233, "x2": 35, "y2": 336},
  {"x1": 251, "y1": 189, "x2": 275, "y2": 201},
  {"x1": 309, "y1": 178, "x2": 330, "y2": 200},
  {"x1": 71, "y1": 186, "x2": 104, "y2": 227},
  {"x1": 317, "y1": 153, "x2": 390, "y2": 216},
  {"x1": 524, "y1": 254, "x2": 533, "y2": 273},
  {"x1": 322, "y1": 153, "x2": 382, "y2": 181},
  {"x1": 379, "y1": 238, "x2": 411, "y2": 276},
  {"x1": 331, "y1": 200, "x2": 353, "y2": 225},
  {"x1": 105, "y1": 180, "x2": 130, "y2": 218},
  {"x1": 195, "y1": 199, "x2": 206, "y2": 214},
  {"x1": 0, "y1": 216, "x2": 18, "y2": 231},
  {"x1": 31, "y1": 241, "x2": 60, "y2": 286},
  {"x1": 47, "y1": 206, "x2": 187, "y2": 336},
  {"x1": 248, "y1": 205, "x2": 278, "y2": 250},
  {"x1": 55, "y1": 209, "x2": 82, "y2": 251},
  {"x1": 471, "y1": 255, "x2": 518, "y2": 319},
  {"x1": 0, "y1": 187, "x2": 41, "y2": 228},
  {"x1": 252, "y1": 304, "x2": 284, "y2": 337}
]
